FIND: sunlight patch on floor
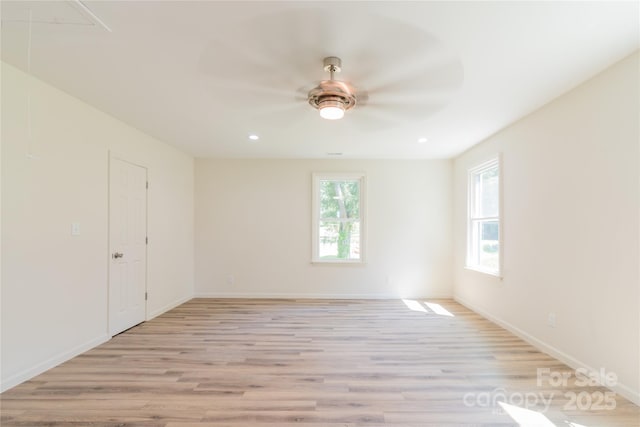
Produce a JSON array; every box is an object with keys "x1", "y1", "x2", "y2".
[
  {"x1": 402, "y1": 299, "x2": 456, "y2": 317},
  {"x1": 402, "y1": 299, "x2": 428, "y2": 312},
  {"x1": 424, "y1": 301, "x2": 454, "y2": 317},
  {"x1": 498, "y1": 402, "x2": 556, "y2": 426}
]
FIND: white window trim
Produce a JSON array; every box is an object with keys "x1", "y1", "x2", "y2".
[
  {"x1": 312, "y1": 172, "x2": 366, "y2": 264},
  {"x1": 465, "y1": 155, "x2": 503, "y2": 277}
]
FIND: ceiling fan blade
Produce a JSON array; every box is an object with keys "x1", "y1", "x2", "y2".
[
  {"x1": 344, "y1": 111, "x2": 404, "y2": 132},
  {"x1": 346, "y1": 106, "x2": 437, "y2": 132},
  {"x1": 245, "y1": 101, "x2": 306, "y2": 116},
  {"x1": 360, "y1": 101, "x2": 444, "y2": 119},
  {"x1": 249, "y1": 104, "x2": 318, "y2": 134},
  {"x1": 198, "y1": 9, "x2": 338, "y2": 91},
  {"x1": 362, "y1": 59, "x2": 464, "y2": 100},
  {"x1": 352, "y1": 58, "x2": 463, "y2": 123},
  {"x1": 295, "y1": 84, "x2": 316, "y2": 101},
  {"x1": 202, "y1": 78, "x2": 303, "y2": 110}
]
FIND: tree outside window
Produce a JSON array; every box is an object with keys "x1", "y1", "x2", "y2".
[{"x1": 312, "y1": 173, "x2": 365, "y2": 263}]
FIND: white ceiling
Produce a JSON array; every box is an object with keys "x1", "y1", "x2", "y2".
[{"x1": 2, "y1": 1, "x2": 638, "y2": 159}]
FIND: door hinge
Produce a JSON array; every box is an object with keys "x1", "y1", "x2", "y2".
[
  {"x1": 145, "y1": 236, "x2": 148, "y2": 244},
  {"x1": 145, "y1": 292, "x2": 148, "y2": 301},
  {"x1": 146, "y1": 181, "x2": 149, "y2": 189}
]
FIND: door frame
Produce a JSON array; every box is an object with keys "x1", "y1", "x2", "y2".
[{"x1": 107, "y1": 151, "x2": 149, "y2": 335}]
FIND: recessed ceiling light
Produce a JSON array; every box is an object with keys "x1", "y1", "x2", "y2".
[
  {"x1": 417, "y1": 137, "x2": 428, "y2": 144},
  {"x1": 248, "y1": 134, "x2": 259, "y2": 141}
]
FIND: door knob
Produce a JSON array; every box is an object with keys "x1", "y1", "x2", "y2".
[{"x1": 112, "y1": 252, "x2": 124, "y2": 259}]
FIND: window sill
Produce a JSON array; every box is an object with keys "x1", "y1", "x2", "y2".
[
  {"x1": 464, "y1": 266, "x2": 503, "y2": 280},
  {"x1": 312, "y1": 259, "x2": 366, "y2": 266}
]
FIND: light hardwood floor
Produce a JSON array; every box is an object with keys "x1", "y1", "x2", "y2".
[{"x1": 1, "y1": 299, "x2": 638, "y2": 426}]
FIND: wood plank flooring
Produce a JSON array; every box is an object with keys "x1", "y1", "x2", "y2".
[{"x1": 1, "y1": 298, "x2": 638, "y2": 426}]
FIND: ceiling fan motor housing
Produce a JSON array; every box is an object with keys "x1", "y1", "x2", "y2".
[{"x1": 308, "y1": 80, "x2": 357, "y2": 111}]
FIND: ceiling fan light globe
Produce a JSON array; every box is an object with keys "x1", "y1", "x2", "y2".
[
  {"x1": 320, "y1": 106, "x2": 345, "y2": 120},
  {"x1": 318, "y1": 100, "x2": 344, "y2": 120}
]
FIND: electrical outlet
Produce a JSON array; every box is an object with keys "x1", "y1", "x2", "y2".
[
  {"x1": 548, "y1": 312, "x2": 556, "y2": 328},
  {"x1": 226, "y1": 275, "x2": 235, "y2": 285}
]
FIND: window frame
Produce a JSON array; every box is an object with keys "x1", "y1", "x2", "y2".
[
  {"x1": 466, "y1": 156, "x2": 502, "y2": 277},
  {"x1": 311, "y1": 172, "x2": 366, "y2": 264}
]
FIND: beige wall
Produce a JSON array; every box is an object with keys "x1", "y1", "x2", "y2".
[
  {"x1": 453, "y1": 52, "x2": 640, "y2": 404},
  {"x1": 1, "y1": 63, "x2": 195, "y2": 391},
  {"x1": 195, "y1": 159, "x2": 452, "y2": 299}
]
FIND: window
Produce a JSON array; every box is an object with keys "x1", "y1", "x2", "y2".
[
  {"x1": 312, "y1": 173, "x2": 365, "y2": 263},
  {"x1": 467, "y1": 157, "x2": 501, "y2": 275}
]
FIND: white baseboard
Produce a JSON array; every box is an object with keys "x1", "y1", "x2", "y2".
[
  {"x1": 194, "y1": 292, "x2": 453, "y2": 300},
  {"x1": 0, "y1": 334, "x2": 110, "y2": 393},
  {"x1": 454, "y1": 295, "x2": 640, "y2": 406},
  {"x1": 0, "y1": 294, "x2": 193, "y2": 393},
  {"x1": 147, "y1": 294, "x2": 193, "y2": 320}
]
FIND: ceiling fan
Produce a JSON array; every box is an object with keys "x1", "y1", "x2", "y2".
[
  {"x1": 307, "y1": 56, "x2": 358, "y2": 120},
  {"x1": 198, "y1": 7, "x2": 464, "y2": 130}
]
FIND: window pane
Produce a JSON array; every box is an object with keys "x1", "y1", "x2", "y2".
[
  {"x1": 478, "y1": 166, "x2": 499, "y2": 217},
  {"x1": 318, "y1": 220, "x2": 360, "y2": 260},
  {"x1": 319, "y1": 180, "x2": 360, "y2": 219},
  {"x1": 471, "y1": 219, "x2": 499, "y2": 271}
]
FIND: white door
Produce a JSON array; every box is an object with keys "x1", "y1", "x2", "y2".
[{"x1": 109, "y1": 157, "x2": 147, "y2": 336}]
